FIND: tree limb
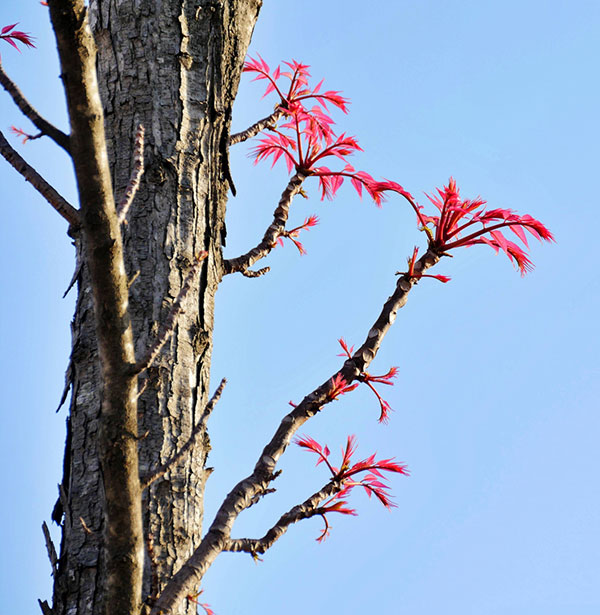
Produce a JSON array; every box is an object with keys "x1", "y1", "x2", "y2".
[
  {"x1": 224, "y1": 480, "x2": 342, "y2": 556},
  {"x1": 140, "y1": 378, "x2": 227, "y2": 490},
  {"x1": 0, "y1": 63, "x2": 71, "y2": 153},
  {"x1": 229, "y1": 108, "x2": 284, "y2": 145},
  {"x1": 151, "y1": 248, "x2": 441, "y2": 615},
  {"x1": 0, "y1": 130, "x2": 79, "y2": 227},
  {"x1": 49, "y1": 3, "x2": 144, "y2": 614},
  {"x1": 223, "y1": 171, "x2": 306, "y2": 276}
]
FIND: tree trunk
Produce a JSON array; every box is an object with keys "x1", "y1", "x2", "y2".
[{"x1": 50, "y1": 2, "x2": 261, "y2": 614}]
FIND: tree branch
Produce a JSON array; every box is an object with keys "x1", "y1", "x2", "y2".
[
  {"x1": 0, "y1": 130, "x2": 79, "y2": 227},
  {"x1": 223, "y1": 171, "x2": 306, "y2": 276},
  {"x1": 140, "y1": 378, "x2": 227, "y2": 490},
  {"x1": 151, "y1": 248, "x2": 441, "y2": 615},
  {"x1": 49, "y1": 2, "x2": 144, "y2": 614},
  {"x1": 224, "y1": 480, "x2": 342, "y2": 556},
  {"x1": 229, "y1": 108, "x2": 284, "y2": 145},
  {"x1": 0, "y1": 63, "x2": 71, "y2": 153},
  {"x1": 116, "y1": 124, "x2": 145, "y2": 224}
]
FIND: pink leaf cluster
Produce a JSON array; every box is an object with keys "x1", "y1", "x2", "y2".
[
  {"x1": 388, "y1": 178, "x2": 554, "y2": 275},
  {"x1": 399, "y1": 247, "x2": 451, "y2": 283},
  {"x1": 0, "y1": 24, "x2": 35, "y2": 53},
  {"x1": 245, "y1": 56, "x2": 393, "y2": 205},
  {"x1": 244, "y1": 55, "x2": 349, "y2": 115},
  {"x1": 338, "y1": 338, "x2": 398, "y2": 423},
  {"x1": 295, "y1": 434, "x2": 408, "y2": 541},
  {"x1": 275, "y1": 214, "x2": 319, "y2": 255},
  {"x1": 187, "y1": 591, "x2": 214, "y2": 615}
]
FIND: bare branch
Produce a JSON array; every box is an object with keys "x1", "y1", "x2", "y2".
[
  {"x1": 117, "y1": 125, "x2": 145, "y2": 224},
  {"x1": 151, "y1": 248, "x2": 441, "y2": 615},
  {"x1": 134, "y1": 252, "x2": 208, "y2": 374},
  {"x1": 42, "y1": 521, "x2": 58, "y2": 576},
  {"x1": 229, "y1": 108, "x2": 284, "y2": 145},
  {"x1": 224, "y1": 480, "x2": 342, "y2": 556},
  {"x1": 38, "y1": 600, "x2": 53, "y2": 615},
  {"x1": 0, "y1": 63, "x2": 71, "y2": 153},
  {"x1": 223, "y1": 172, "x2": 306, "y2": 276},
  {"x1": 0, "y1": 130, "x2": 79, "y2": 227},
  {"x1": 141, "y1": 378, "x2": 227, "y2": 490}
]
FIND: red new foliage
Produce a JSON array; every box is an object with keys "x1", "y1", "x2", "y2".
[
  {"x1": 0, "y1": 23, "x2": 35, "y2": 52},
  {"x1": 337, "y1": 338, "x2": 398, "y2": 423},
  {"x1": 187, "y1": 591, "x2": 214, "y2": 615},
  {"x1": 388, "y1": 178, "x2": 554, "y2": 275},
  {"x1": 295, "y1": 434, "x2": 408, "y2": 541},
  {"x1": 326, "y1": 373, "x2": 359, "y2": 401},
  {"x1": 399, "y1": 247, "x2": 451, "y2": 283},
  {"x1": 275, "y1": 214, "x2": 319, "y2": 255},
  {"x1": 245, "y1": 56, "x2": 393, "y2": 205},
  {"x1": 243, "y1": 55, "x2": 349, "y2": 115}
]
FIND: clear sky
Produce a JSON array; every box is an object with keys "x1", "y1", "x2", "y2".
[{"x1": 1, "y1": 1, "x2": 599, "y2": 614}]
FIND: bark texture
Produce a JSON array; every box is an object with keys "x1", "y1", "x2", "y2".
[{"x1": 50, "y1": 2, "x2": 261, "y2": 614}]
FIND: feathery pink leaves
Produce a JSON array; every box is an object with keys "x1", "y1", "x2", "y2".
[
  {"x1": 243, "y1": 55, "x2": 349, "y2": 115},
  {"x1": 247, "y1": 55, "x2": 394, "y2": 206},
  {"x1": 275, "y1": 214, "x2": 319, "y2": 255},
  {"x1": 187, "y1": 591, "x2": 214, "y2": 615},
  {"x1": 397, "y1": 247, "x2": 451, "y2": 283},
  {"x1": 327, "y1": 373, "x2": 359, "y2": 401},
  {"x1": 295, "y1": 434, "x2": 409, "y2": 541},
  {"x1": 10, "y1": 126, "x2": 35, "y2": 144},
  {"x1": 0, "y1": 24, "x2": 35, "y2": 52},
  {"x1": 394, "y1": 178, "x2": 554, "y2": 275},
  {"x1": 337, "y1": 338, "x2": 398, "y2": 423},
  {"x1": 252, "y1": 119, "x2": 392, "y2": 205}
]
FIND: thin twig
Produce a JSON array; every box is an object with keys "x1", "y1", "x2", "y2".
[
  {"x1": 224, "y1": 480, "x2": 342, "y2": 556},
  {"x1": 0, "y1": 130, "x2": 79, "y2": 227},
  {"x1": 117, "y1": 125, "x2": 145, "y2": 224},
  {"x1": 134, "y1": 252, "x2": 207, "y2": 374},
  {"x1": 229, "y1": 108, "x2": 284, "y2": 145},
  {"x1": 0, "y1": 63, "x2": 71, "y2": 153},
  {"x1": 223, "y1": 172, "x2": 306, "y2": 276},
  {"x1": 38, "y1": 600, "x2": 53, "y2": 615},
  {"x1": 141, "y1": 378, "x2": 226, "y2": 490},
  {"x1": 42, "y1": 521, "x2": 58, "y2": 576}
]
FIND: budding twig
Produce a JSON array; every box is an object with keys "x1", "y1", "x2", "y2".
[
  {"x1": 140, "y1": 378, "x2": 226, "y2": 490},
  {"x1": 0, "y1": 130, "x2": 79, "y2": 227},
  {"x1": 134, "y1": 252, "x2": 207, "y2": 374},
  {"x1": 229, "y1": 108, "x2": 285, "y2": 145},
  {"x1": 117, "y1": 125, "x2": 145, "y2": 224},
  {"x1": 0, "y1": 63, "x2": 71, "y2": 153},
  {"x1": 224, "y1": 480, "x2": 343, "y2": 556},
  {"x1": 223, "y1": 172, "x2": 306, "y2": 276}
]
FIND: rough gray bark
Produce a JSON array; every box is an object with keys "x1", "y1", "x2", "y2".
[{"x1": 49, "y1": 2, "x2": 261, "y2": 615}]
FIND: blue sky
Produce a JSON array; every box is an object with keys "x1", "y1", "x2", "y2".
[{"x1": 1, "y1": 1, "x2": 599, "y2": 614}]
